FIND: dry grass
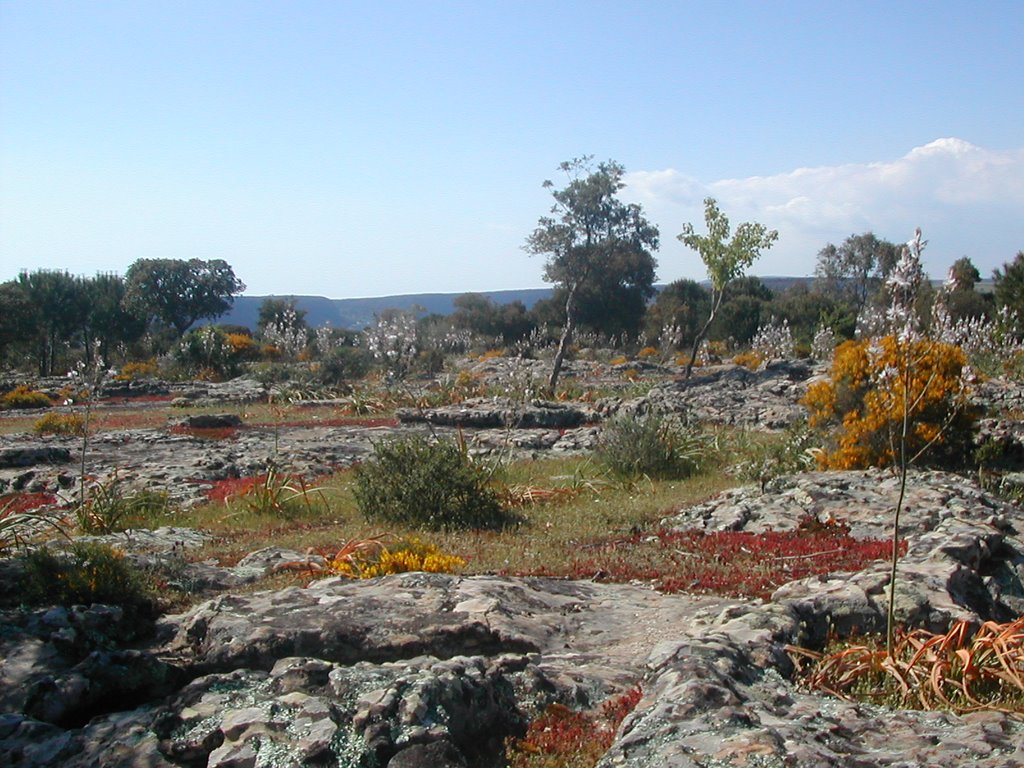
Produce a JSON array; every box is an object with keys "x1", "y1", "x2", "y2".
[
  {"x1": 154, "y1": 455, "x2": 735, "y2": 578},
  {"x1": 789, "y1": 618, "x2": 1024, "y2": 716}
]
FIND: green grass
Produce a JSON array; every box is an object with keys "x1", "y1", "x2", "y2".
[{"x1": 171, "y1": 451, "x2": 738, "y2": 583}]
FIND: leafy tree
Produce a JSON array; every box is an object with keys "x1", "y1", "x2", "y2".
[
  {"x1": 83, "y1": 273, "x2": 147, "y2": 364},
  {"x1": 710, "y1": 276, "x2": 773, "y2": 346},
  {"x1": 452, "y1": 294, "x2": 533, "y2": 345},
  {"x1": 993, "y1": 251, "x2": 1024, "y2": 332},
  {"x1": 493, "y1": 301, "x2": 533, "y2": 345},
  {"x1": 524, "y1": 157, "x2": 659, "y2": 389},
  {"x1": 123, "y1": 259, "x2": 245, "y2": 337},
  {"x1": 17, "y1": 270, "x2": 90, "y2": 376},
  {"x1": 451, "y1": 293, "x2": 496, "y2": 335},
  {"x1": 558, "y1": 241, "x2": 656, "y2": 340},
  {"x1": 948, "y1": 256, "x2": 981, "y2": 291},
  {"x1": 813, "y1": 232, "x2": 900, "y2": 311},
  {"x1": 678, "y1": 198, "x2": 778, "y2": 377},
  {"x1": 0, "y1": 280, "x2": 34, "y2": 368},
  {"x1": 768, "y1": 282, "x2": 846, "y2": 345},
  {"x1": 644, "y1": 279, "x2": 711, "y2": 349},
  {"x1": 942, "y1": 256, "x2": 991, "y2": 322},
  {"x1": 257, "y1": 297, "x2": 308, "y2": 335}
]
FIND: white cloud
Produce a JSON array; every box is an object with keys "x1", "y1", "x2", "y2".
[{"x1": 625, "y1": 139, "x2": 1024, "y2": 282}]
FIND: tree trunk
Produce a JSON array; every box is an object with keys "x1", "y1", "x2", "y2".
[
  {"x1": 548, "y1": 282, "x2": 579, "y2": 392},
  {"x1": 684, "y1": 290, "x2": 724, "y2": 379}
]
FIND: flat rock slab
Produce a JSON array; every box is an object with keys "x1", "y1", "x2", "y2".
[
  {"x1": 642, "y1": 359, "x2": 816, "y2": 428},
  {"x1": 3, "y1": 467, "x2": 1024, "y2": 766},
  {"x1": 164, "y1": 573, "x2": 737, "y2": 686}
]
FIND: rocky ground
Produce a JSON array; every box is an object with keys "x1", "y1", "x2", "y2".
[
  {"x1": 0, "y1": 359, "x2": 814, "y2": 507},
  {"x1": 2, "y1": 361, "x2": 1024, "y2": 767}
]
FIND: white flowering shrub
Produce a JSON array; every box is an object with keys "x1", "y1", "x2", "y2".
[
  {"x1": 660, "y1": 323, "x2": 684, "y2": 351},
  {"x1": 751, "y1": 318, "x2": 795, "y2": 360},
  {"x1": 811, "y1": 324, "x2": 836, "y2": 362},
  {"x1": 176, "y1": 326, "x2": 233, "y2": 378},
  {"x1": 854, "y1": 304, "x2": 888, "y2": 340},
  {"x1": 314, "y1": 324, "x2": 339, "y2": 358},
  {"x1": 930, "y1": 298, "x2": 1023, "y2": 374},
  {"x1": 364, "y1": 312, "x2": 419, "y2": 380},
  {"x1": 261, "y1": 308, "x2": 308, "y2": 359}
]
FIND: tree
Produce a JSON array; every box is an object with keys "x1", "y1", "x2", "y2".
[
  {"x1": 813, "y1": 232, "x2": 901, "y2": 311},
  {"x1": 83, "y1": 273, "x2": 147, "y2": 364},
  {"x1": 524, "y1": 157, "x2": 659, "y2": 390},
  {"x1": 0, "y1": 280, "x2": 34, "y2": 368},
  {"x1": 678, "y1": 198, "x2": 778, "y2": 378},
  {"x1": 17, "y1": 270, "x2": 90, "y2": 376},
  {"x1": 948, "y1": 256, "x2": 981, "y2": 292},
  {"x1": 942, "y1": 256, "x2": 991, "y2": 322},
  {"x1": 557, "y1": 239, "x2": 656, "y2": 339},
  {"x1": 644, "y1": 279, "x2": 712, "y2": 349},
  {"x1": 123, "y1": 259, "x2": 245, "y2": 337},
  {"x1": 257, "y1": 297, "x2": 308, "y2": 335},
  {"x1": 769, "y1": 282, "x2": 846, "y2": 345},
  {"x1": 451, "y1": 294, "x2": 533, "y2": 345},
  {"x1": 710, "y1": 276, "x2": 773, "y2": 346},
  {"x1": 993, "y1": 251, "x2": 1024, "y2": 332}
]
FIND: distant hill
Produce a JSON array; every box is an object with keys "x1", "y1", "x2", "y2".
[
  {"x1": 216, "y1": 288, "x2": 555, "y2": 330},
  {"x1": 215, "y1": 277, "x2": 872, "y2": 331}
]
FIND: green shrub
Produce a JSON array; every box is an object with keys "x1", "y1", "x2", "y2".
[
  {"x1": 318, "y1": 346, "x2": 373, "y2": 385},
  {"x1": 78, "y1": 476, "x2": 174, "y2": 534},
  {"x1": 2, "y1": 385, "x2": 52, "y2": 410},
  {"x1": 595, "y1": 412, "x2": 706, "y2": 481},
  {"x1": 33, "y1": 412, "x2": 86, "y2": 436},
  {"x1": 354, "y1": 435, "x2": 508, "y2": 530},
  {"x1": 18, "y1": 541, "x2": 158, "y2": 620}
]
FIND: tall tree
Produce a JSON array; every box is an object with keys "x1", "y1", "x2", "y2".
[
  {"x1": 644, "y1": 279, "x2": 711, "y2": 350},
  {"x1": 993, "y1": 251, "x2": 1024, "y2": 331},
  {"x1": 524, "y1": 157, "x2": 659, "y2": 390},
  {"x1": 813, "y1": 232, "x2": 900, "y2": 311},
  {"x1": 0, "y1": 280, "x2": 34, "y2": 368},
  {"x1": 257, "y1": 297, "x2": 308, "y2": 335},
  {"x1": 947, "y1": 256, "x2": 981, "y2": 292},
  {"x1": 678, "y1": 198, "x2": 778, "y2": 378},
  {"x1": 16, "y1": 270, "x2": 91, "y2": 376},
  {"x1": 123, "y1": 258, "x2": 245, "y2": 337},
  {"x1": 83, "y1": 273, "x2": 147, "y2": 364},
  {"x1": 942, "y1": 256, "x2": 990, "y2": 322}
]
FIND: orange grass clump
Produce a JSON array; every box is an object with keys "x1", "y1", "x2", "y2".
[{"x1": 788, "y1": 617, "x2": 1024, "y2": 716}]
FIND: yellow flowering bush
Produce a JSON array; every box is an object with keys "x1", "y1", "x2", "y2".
[
  {"x1": 733, "y1": 350, "x2": 763, "y2": 370},
  {"x1": 114, "y1": 359, "x2": 159, "y2": 381},
  {"x1": 33, "y1": 412, "x2": 86, "y2": 436},
  {"x1": 330, "y1": 537, "x2": 466, "y2": 578},
  {"x1": 1, "y1": 385, "x2": 52, "y2": 410},
  {"x1": 225, "y1": 332, "x2": 260, "y2": 362},
  {"x1": 804, "y1": 336, "x2": 975, "y2": 469}
]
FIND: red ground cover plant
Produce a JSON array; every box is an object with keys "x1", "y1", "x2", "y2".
[
  {"x1": 513, "y1": 520, "x2": 903, "y2": 600},
  {"x1": 0, "y1": 492, "x2": 58, "y2": 515},
  {"x1": 506, "y1": 686, "x2": 643, "y2": 768},
  {"x1": 202, "y1": 475, "x2": 265, "y2": 503}
]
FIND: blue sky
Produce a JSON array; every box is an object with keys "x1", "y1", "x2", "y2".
[{"x1": 1, "y1": 1, "x2": 1022, "y2": 298}]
